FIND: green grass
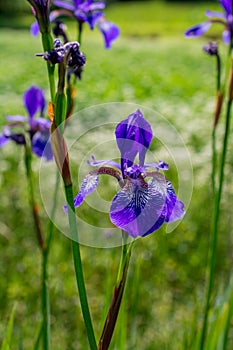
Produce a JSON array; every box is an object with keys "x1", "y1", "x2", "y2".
[{"x1": 0, "y1": 1, "x2": 233, "y2": 349}]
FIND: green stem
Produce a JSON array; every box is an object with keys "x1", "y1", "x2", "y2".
[
  {"x1": 65, "y1": 184, "x2": 97, "y2": 350},
  {"x1": 41, "y1": 32, "x2": 56, "y2": 103},
  {"x1": 200, "y1": 74, "x2": 233, "y2": 350},
  {"x1": 24, "y1": 144, "x2": 51, "y2": 350},
  {"x1": 117, "y1": 231, "x2": 130, "y2": 284},
  {"x1": 98, "y1": 235, "x2": 134, "y2": 350}
]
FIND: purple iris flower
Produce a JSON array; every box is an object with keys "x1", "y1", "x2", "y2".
[
  {"x1": 0, "y1": 86, "x2": 53, "y2": 161},
  {"x1": 66, "y1": 109, "x2": 185, "y2": 238},
  {"x1": 185, "y1": 0, "x2": 233, "y2": 45},
  {"x1": 52, "y1": 0, "x2": 120, "y2": 48}
]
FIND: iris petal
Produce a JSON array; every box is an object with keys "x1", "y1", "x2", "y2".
[
  {"x1": 115, "y1": 109, "x2": 153, "y2": 173},
  {"x1": 24, "y1": 86, "x2": 46, "y2": 119},
  {"x1": 185, "y1": 22, "x2": 211, "y2": 37},
  {"x1": 0, "y1": 134, "x2": 10, "y2": 147},
  {"x1": 31, "y1": 130, "x2": 53, "y2": 160},
  {"x1": 205, "y1": 10, "x2": 226, "y2": 19},
  {"x1": 75, "y1": 173, "x2": 99, "y2": 207},
  {"x1": 54, "y1": 0, "x2": 76, "y2": 11},
  {"x1": 97, "y1": 18, "x2": 120, "y2": 48},
  {"x1": 110, "y1": 176, "x2": 166, "y2": 237},
  {"x1": 219, "y1": 0, "x2": 232, "y2": 15}
]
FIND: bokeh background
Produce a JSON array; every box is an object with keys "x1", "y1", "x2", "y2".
[{"x1": 0, "y1": 0, "x2": 233, "y2": 349}]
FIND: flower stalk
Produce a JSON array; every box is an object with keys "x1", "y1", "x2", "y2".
[
  {"x1": 200, "y1": 52, "x2": 233, "y2": 350},
  {"x1": 98, "y1": 237, "x2": 134, "y2": 350}
]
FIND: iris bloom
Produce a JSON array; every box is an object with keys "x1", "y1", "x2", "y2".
[
  {"x1": 0, "y1": 86, "x2": 53, "y2": 161},
  {"x1": 66, "y1": 110, "x2": 185, "y2": 238},
  {"x1": 52, "y1": 0, "x2": 120, "y2": 48},
  {"x1": 185, "y1": 0, "x2": 232, "y2": 45}
]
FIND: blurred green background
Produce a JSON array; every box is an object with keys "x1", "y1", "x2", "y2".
[{"x1": 0, "y1": 0, "x2": 233, "y2": 349}]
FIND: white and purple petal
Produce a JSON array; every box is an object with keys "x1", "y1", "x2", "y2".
[
  {"x1": 74, "y1": 172, "x2": 99, "y2": 208},
  {"x1": 185, "y1": 22, "x2": 212, "y2": 37},
  {"x1": 110, "y1": 176, "x2": 167, "y2": 238}
]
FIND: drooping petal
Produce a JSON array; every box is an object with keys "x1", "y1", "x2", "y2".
[
  {"x1": 0, "y1": 134, "x2": 10, "y2": 147},
  {"x1": 31, "y1": 130, "x2": 53, "y2": 160},
  {"x1": 30, "y1": 21, "x2": 40, "y2": 36},
  {"x1": 185, "y1": 22, "x2": 212, "y2": 37},
  {"x1": 222, "y1": 28, "x2": 231, "y2": 44},
  {"x1": 24, "y1": 86, "x2": 46, "y2": 119},
  {"x1": 110, "y1": 175, "x2": 167, "y2": 238},
  {"x1": 115, "y1": 109, "x2": 153, "y2": 174},
  {"x1": 164, "y1": 181, "x2": 185, "y2": 223},
  {"x1": 73, "y1": 172, "x2": 99, "y2": 208},
  {"x1": 97, "y1": 18, "x2": 120, "y2": 48},
  {"x1": 76, "y1": 10, "x2": 103, "y2": 30}
]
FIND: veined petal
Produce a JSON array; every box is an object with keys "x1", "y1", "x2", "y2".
[
  {"x1": 115, "y1": 109, "x2": 153, "y2": 173},
  {"x1": 97, "y1": 18, "x2": 120, "y2": 48},
  {"x1": 74, "y1": 172, "x2": 99, "y2": 208},
  {"x1": 110, "y1": 175, "x2": 167, "y2": 238},
  {"x1": 24, "y1": 86, "x2": 46, "y2": 119},
  {"x1": 185, "y1": 22, "x2": 211, "y2": 37}
]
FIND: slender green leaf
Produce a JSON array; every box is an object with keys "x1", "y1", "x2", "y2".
[{"x1": 1, "y1": 304, "x2": 17, "y2": 350}]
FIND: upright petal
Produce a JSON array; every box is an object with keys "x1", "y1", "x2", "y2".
[
  {"x1": 115, "y1": 109, "x2": 153, "y2": 174},
  {"x1": 185, "y1": 22, "x2": 211, "y2": 37},
  {"x1": 24, "y1": 86, "x2": 46, "y2": 119},
  {"x1": 97, "y1": 18, "x2": 120, "y2": 48},
  {"x1": 219, "y1": 0, "x2": 232, "y2": 15}
]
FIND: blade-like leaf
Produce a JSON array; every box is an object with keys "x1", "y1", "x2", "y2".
[{"x1": 1, "y1": 304, "x2": 17, "y2": 350}]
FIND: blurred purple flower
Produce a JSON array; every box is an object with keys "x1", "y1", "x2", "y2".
[
  {"x1": 185, "y1": 0, "x2": 232, "y2": 45},
  {"x1": 0, "y1": 86, "x2": 53, "y2": 161},
  {"x1": 65, "y1": 109, "x2": 185, "y2": 238},
  {"x1": 52, "y1": 0, "x2": 120, "y2": 48}
]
